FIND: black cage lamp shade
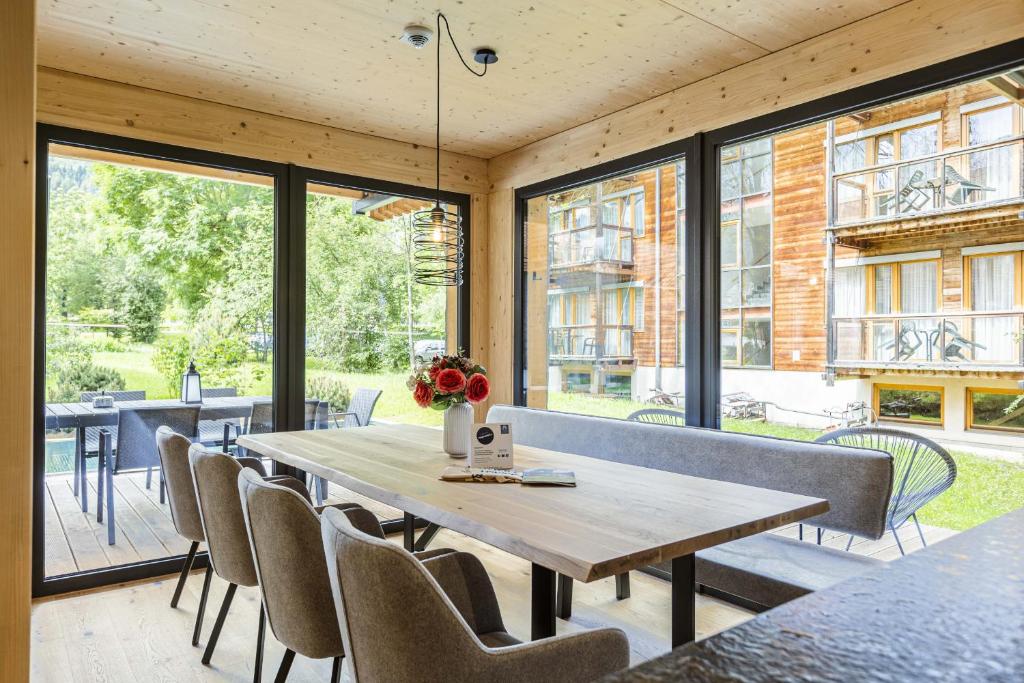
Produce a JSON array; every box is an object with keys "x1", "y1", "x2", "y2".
[{"x1": 413, "y1": 203, "x2": 463, "y2": 286}]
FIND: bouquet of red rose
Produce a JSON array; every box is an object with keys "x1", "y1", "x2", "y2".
[{"x1": 408, "y1": 351, "x2": 489, "y2": 410}]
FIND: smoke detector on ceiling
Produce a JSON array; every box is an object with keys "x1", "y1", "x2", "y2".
[{"x1": 401, "y1": 24, "x2": 433, "y2": 49}]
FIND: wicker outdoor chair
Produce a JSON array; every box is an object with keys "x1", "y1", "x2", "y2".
[
  {"x1": 814, "y1": 426, "x2": 957, "y2": 554},
  {"x1": 627, "y1": 407, "x2": 687, "y2": 426}
]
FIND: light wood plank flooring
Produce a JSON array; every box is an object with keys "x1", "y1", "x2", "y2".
[{"x1": 34, "y1": 473, "x2": 957, "y2": 681}]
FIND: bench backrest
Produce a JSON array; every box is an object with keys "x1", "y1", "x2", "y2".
[{"x1": 487, "y1": 405, "x2": 892, "y2": 539}]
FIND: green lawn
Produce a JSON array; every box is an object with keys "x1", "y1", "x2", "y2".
[{"x1": 67, "y1": 344, "x2": 1024, "y2": 531}]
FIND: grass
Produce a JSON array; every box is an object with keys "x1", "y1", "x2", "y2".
[{"x1": 63, "y1": 343, "x2": 1024, "y2": 531}]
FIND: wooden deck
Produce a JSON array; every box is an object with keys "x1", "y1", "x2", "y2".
[{"x1": 44, "y1": 470, "x2": 956, "y2": 577}]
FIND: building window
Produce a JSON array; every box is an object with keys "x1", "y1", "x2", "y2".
[
  {"x1": 967, "y1": 387, "x2": 1024, "y2": 433},
  {"x1": 566, "y1": 371, "x2": 592, "y2": 393},
  {"x1": 874, "y1": 384, "x2": 944, "y2": 426},
  {"x1": 721, "y1": 137, "x2": 772, "y2": 368},
  {"x1": 964, "y1": 250, "x2": 1022, "y2": 363},
  {"x1": 604, "y1": 373, "x2": 632, "y2": 398},
  {"x1": 603, "y1": 189, "x2": 645, "y2": 237}
]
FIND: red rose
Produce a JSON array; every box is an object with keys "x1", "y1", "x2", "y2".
[
  {"x1": 435, "y1": 368, "x2": 467, "y2": 395},
  {"x1": 412, "y1": 380, "x2": 434, "y2": 408},
  {"x1": 465, "y1": 373, "x2": 490, "y2": 404},
  {"x1": 428, "y1": 364, "x2": 441, "y2": 381}
]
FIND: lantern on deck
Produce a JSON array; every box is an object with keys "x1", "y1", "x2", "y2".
[{"x1": 180, "y1": 359, "x2": 203, "y2": 404}]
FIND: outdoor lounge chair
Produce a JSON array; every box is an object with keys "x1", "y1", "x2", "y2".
[
  {"x1": 628, "y1": 407, "x2": 686, "y2": 426},
  {"x1": 197, "y1": 386, "x2": 242, "y2": 449},
  {"x1": 308, "y1": 389, "x2": 383, "y2": 504},
  {"x1": 814, "y1": 427, "x2": 957, "y2": 554}
]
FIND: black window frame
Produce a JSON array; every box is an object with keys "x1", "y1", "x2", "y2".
[{"x1": 33, "y1": 124, "x2": 472, "y2": 596}]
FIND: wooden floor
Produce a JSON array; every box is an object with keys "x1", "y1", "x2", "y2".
[{"x1": 34, "y1": 471, "x2": 958, "y2": 682}]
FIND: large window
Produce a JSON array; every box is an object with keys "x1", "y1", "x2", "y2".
[
  {"x1": 967, "y1": 387, "x2": 1024, "y2": 432},
  {"x1": 521, "y1": 159, "x2": 686, "y2": 417}
]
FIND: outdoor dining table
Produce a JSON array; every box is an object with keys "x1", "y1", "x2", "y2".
[
  {"x1": 45, "y1": 395, "x2": 270, "y2": 513},
  {"x1": 238, "y1": 422, "x2": 829, "y2": 649}
]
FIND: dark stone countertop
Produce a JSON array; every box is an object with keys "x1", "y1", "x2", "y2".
[{"x1": 605, "y1": 508, "x2": 1024, "y2": 683}]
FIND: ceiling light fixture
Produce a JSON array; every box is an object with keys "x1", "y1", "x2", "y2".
[{"x1": 412, "y1": 12, "x2": 496, "y2": 286}]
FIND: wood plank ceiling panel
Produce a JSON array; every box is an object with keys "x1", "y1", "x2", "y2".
[{"x1": 37, "y1": 0, "x2": 773, "y2": 157}]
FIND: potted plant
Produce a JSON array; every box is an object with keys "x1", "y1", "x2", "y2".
[{"x1": 408, "y1": 351, "x2": 489, "y2": 457}]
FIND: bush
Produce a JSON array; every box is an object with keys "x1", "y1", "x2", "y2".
[
  {"x1": 306, "y1": 375, "x2": 351, "y2": 412},
  {"x1": 152, "y1": 335, "x2": 191, "y2": 395},
  {"x1": 153, "y1": 331, "x2": 262, "y2": 397},
  {"x1": 50, "y1": 360, "x2": 126, "y2": 402}
]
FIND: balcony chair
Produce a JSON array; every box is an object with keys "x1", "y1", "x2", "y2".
[
  {"x1": 319, "y1": 505, "x2": 631, "y2": 683},
  {"x1": 942, "y1": 164, "x2": 996, "y2": 205},
  {"x1": 197, "y1": 386, "x2": 242, "y2": 450},
  {"x1": 74, "y1": 390, "x2": 146, "y2": 510},
  {"x1": 877, "y1": 169, "x2": 931, "y2": 214},
  {"x1": 95, "y1": 405, "x2": 200, "y2": 544},
  {"x1": 189, "y1": 445, "x2": 321, "y2": 681},
  {"x1": 155, "y1": 427, "x2": 208, "y2": 634},
  {"x1": 930, "y1": 320, "x2": 985, "y2": 362},
  {"x1": 814, "y1": 427, "x2": 956, "y2": 554}
]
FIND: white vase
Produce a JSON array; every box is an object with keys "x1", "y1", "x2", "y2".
[{"x1": 443, "y1": 402, "x2": 473, "y2": 458}]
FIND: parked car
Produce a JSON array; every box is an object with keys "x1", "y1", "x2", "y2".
[{"x1": 414, "y1": 339, "x2": 446, "y2": 363}]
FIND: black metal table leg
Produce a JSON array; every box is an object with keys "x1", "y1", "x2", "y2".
[
  {"x1": 531, "y1": 563, "x2": 556, "y2": 640},
  {"x1": 403, "y1": 512, "x2": 416, "y2": 551},
  {"x1": 556, "y1": 574, "x2": 573, "y2": 620},
  {"x1": 671, "y1": 553, "x2": 696, "y2": 648}
]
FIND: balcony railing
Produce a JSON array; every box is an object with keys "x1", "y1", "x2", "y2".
[
  {"x1": 831, "y1": 311, "x2": 1024, "y2": 369},
  {"x1": 832, "y1": 137, "x2": 1024, "y2": 226},
  {"x1": 549, "y1": 223, "x2": 634, "y2": 268},
  {"x1": 548, "y1": 324, "x2": 633, "y2": 360}
]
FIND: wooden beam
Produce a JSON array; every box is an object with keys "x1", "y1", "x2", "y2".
[
  {"x1": 0, "y1": 0, "x2": 35, "y2": 679},
  {"x1": 36, "y1": 68, "x2": 489, "y2": 195},
  {"x1": 985, "y1": 75, "x2": 1024, "y2": 105}
]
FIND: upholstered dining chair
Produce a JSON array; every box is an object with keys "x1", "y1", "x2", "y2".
[
  {"x1": 155, "y1": 427, "x2": 207, "y2": 632},
  {"x1": 319, "y1": 506, "x2": 631, "y2": 683},
  {"x1": 237, "y1": 469, "x2": 361, "y2": 682},
  {"x1": 189, "y1": 446, "x2": 317, "y2": 681}
]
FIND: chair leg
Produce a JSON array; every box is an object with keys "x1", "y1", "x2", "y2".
[
  {"x1": 159, "y1": 471, "x2": 166, "y2": 505},
  {"x1": 274, "y1": 649, "x2": 295, "y2": 683},
  {"x1": 104, "y1": 442, "x2": 115, "y2": 546},
  {"x1": 798, "y1": 523, "x2": 803, "y2": 541},
  {"x1": 192, "y1": 565, "x2": 213, "y2": 646},
  {"x1": 146, "y1": 465, "x2": 153, "y2": 490},
  {"x1": 78, "y1": 429, "x2": 88, "y2": 513},
  {"x1": 73, "y1": 430, "x2": 82, "y2": 497},
  {"x1": 330, "y1": 656, "x2": 342, "y2": 683},
  {"x1": 201, "y1": 583, "x2": 237, "y2": 665},
  {"x1": 816, "y1": 527, "x2": 824, "y2": 545},
  {"x1": 317, "y1": 477, "x2": 328, "y2": 505},
  {"x1": 912, "y1": 513, "x2": 927, "y2": 547},
  {"x1": 170, "y1": 541, "x2": 200, "y2": 608},
  {"x1": 890, "y1": 523, "x2": 906, "y2": 556},
  {"x1": 254, "y1": 603, "x2": 266, "y2": 683},
  {"x1": 556, "y1": 573, "x2": 573, "y2": 620},
  {"x1": 96, "y1": 438, "x2": 106, "y2": 524},
  {"x1": 615, "y1": 572, "x2": 631, "y2": 600},
  {"x1": 846, "y1": 534, "x2": 855, "y2": 552}
]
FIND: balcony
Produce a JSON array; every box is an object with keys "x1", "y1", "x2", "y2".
[
  {"x1": 548, "y1": 223, "x2": 634, "y2": 272},
  {"x1": 548, "y1": 324, "x2": 634, "y2": 363},
  {"x1": 831, "y1": 311, "x2": 1024, "y2": 376},
  {"x1": 831, "y1": 137, "x2": 1024, "y2": 247}
]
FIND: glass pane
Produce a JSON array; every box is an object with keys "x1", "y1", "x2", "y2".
[
  {"x1": 741, "y1": 317, "x2": 772, "y2": 367},
  {"x1": 834, "y1": 140, "x2": 866, "y2": 173},
  {"x1": 722, "y1": 270, "x2": 740, "y2": 308},
  {"x1": 742, "y1": 154, "x2": 771, "y2": 195},
  {"x1": 876, "y1": 386, "x2": 942, "y2": 424},
  {"x1": 721, "y1": 160, "x2": 741, "y2": 200},
  {"x1": 742, "y1": 267, "x2": 771, "y2": 306},
  {"x1": 970, "y1": 390, "x2": 1024, "y2": 431},
  {"x1": 741, "y1": 223, "x2": 770, "y2": 267},
  {"x1": 874, "y1": 265, "x2": 893, "y2": 314},
  {"x1": 43, "y1": 146, "x2": 274, "y2": 579},
  {"x1": 899, "y1": 261, "x2": 937, "y2": 313},
  {"x1": 721, "y1": 223, "x2": 738, "y2": 267},
  {"x1": 304, "y1": 187, "x2": 453, "y2": 429},
  {"x1": 967, "y1": 107, "x2": 1014, "y2": 145},
  {"x1": 900, "y1": 124, "x2": 938, "y2": 160},
  {"x1": 523, "y1": 158, "x2": 685, "y2": 416}
]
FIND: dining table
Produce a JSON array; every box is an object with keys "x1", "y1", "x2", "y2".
[{"x1": 238, "y1": 422, "x2": 829, "y2": 649}]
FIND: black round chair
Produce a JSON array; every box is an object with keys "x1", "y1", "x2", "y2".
[{"x1": 627, "y1": 407, "x2": 686, "y2": 426}]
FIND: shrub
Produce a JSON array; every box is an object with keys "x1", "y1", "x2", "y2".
[
  {"x1": 152, "y1": 335, "x2": 191, "y2": 395},
  {"x1": 306, "y1": 375, "x2": 351, "y2": 412},
  {"x1": 50, "y1": 360, "x2": 126, "y2": 402}
]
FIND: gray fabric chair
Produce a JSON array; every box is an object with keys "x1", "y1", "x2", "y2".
[
  {"x1": 197, "y1": 386, "x2": 241, "y2": 448},
  {"x1": 155, "y1": 427, "x2": 206, "y2": 629},
  {"x1": 237, "y1": 469, "x2": 360, "y2": 682},
  {"x1": 189, "y1": 446, "x2": 315, "y2": 680},
  {"x1": 74, "y1": 390, "x2": 146, "y2": 508},
  {"x1": 319, "y1": 506, "x2": 631, "y2": 683},
  {"x1": 815, "y1": 427, "x2": 957, "y2": 554},
  {"x1": 334, "y1": 388, "x2": 382, "y2": 428},
  {"x1": 96, "y1": 405, "x2": 200, "y2": 544}
]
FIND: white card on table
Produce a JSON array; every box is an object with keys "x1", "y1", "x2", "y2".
[{"x1": 470, "y1": 423, "x2": 513, "y2": 470}]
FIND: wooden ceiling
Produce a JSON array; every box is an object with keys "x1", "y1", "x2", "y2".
[{"x1": 38, "y1": 0, "x2": 906, "y2": 159}]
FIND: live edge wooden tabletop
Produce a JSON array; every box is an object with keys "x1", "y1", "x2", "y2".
[{"x1": 238, "y1": 423, "x2": 829, "y2": 583}]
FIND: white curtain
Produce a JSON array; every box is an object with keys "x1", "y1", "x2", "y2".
[
  {"x1": 834, "y1": 266, "x2": 866, "y2": 317},
  {"x1": 972, "y1": 254, "x2": 1016, "y2": 362},
  {"x1": 900, "y1": 262, "x2": 937, "y2": 313}
]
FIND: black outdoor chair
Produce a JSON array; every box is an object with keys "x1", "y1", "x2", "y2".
[
  {"x1": 96, "y1": 405, "x2": 201, "y2": 544},
  {"x1": 308, "y1": 390, "x2": 382, "y2": 504},
  {"x1": 74, "y1": 390, "x2": 147, "y2": 510},
  {"x1": 197, "y1": 386, "x2": 241, "y2": 449},
  {"x1": 814, "y1": 427, "x2": 957, "y2": 555},
  {"x1": 627, "y1": 407, "x2": 687, "y2": 426}
]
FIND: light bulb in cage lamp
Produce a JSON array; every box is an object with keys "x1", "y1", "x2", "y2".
[
  {"x1": 180, "y1": 359, "x2": 203, "y2": 404},
  {"x1": 413, "y1": 203, "x2": 463, "y2": 286}
]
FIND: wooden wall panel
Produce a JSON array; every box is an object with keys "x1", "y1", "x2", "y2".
[
  {"x1": 36, "y1": 68, "x2": 489, "y2": 195},
  {"x1": 485, "y1": 188, "x2": 515, "y2": 410},
  {"x1": 0, "y1": 0, "x2": 35, "y2": 679},
  {"x1": 469, "y1": 192, "x2": 491, "y2": 422}
]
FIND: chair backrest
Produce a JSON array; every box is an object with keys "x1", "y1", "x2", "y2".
[
  {"x1": 628, "y1": 408, "x2": 686, "y2": 426},
  {"x1": 303, "y1": 399, "x2": 320, "y2": 430},
  {"x1": 238, "y1": 469, "x2": 343, "y2": 659},
  {"x1": 814, "y1": 427, "x2": 956, "y2": 528},
  {"x1": 203, "y1": 387, "x2": 238, "y2": 398},
  {"x1": 80, "y1": 390, "x2": 146, "y2": 402},
  {"x1": 114, "y1": 406, "x2": 200, "y2": 473},
  {"x1": 248, "y1": 401, "x2": 274, "y2": 435},
  {"x1": 488, "y1": 404, "x2": 894, "y2": 539},
  {"x1": 320, "y1": 506, "x2": 487, "y2": 682},
  {"x1": 155, "y1": 427, "x2": 205, "y2": 543},
  {"x1": 189, "y1": 445, "x2": 267, "y2": 586},
  {"x1": 346, "y1": 388, "x2": 382, "y2": 427}
]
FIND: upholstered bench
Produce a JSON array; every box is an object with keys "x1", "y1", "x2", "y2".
[{"x1": 486, "y1": 405, "x2": 892, "y2": 612}]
